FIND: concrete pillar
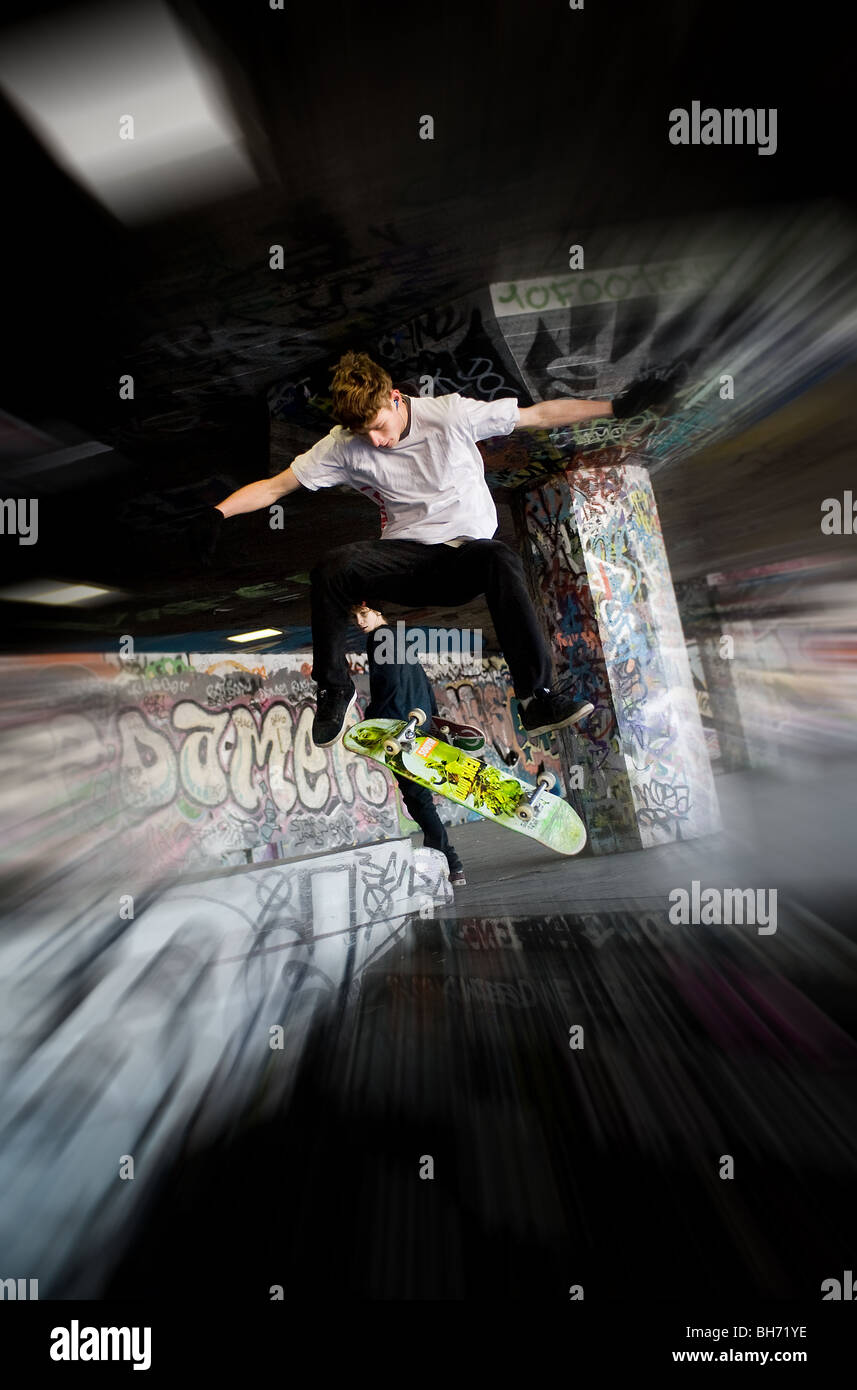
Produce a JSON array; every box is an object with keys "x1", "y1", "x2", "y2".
[
  {"x1": 516, "y1": 460, "x2": 720, "y2": 851},
  {"x1": 675, "y1": 577, "x2": 750, "y2": 773}
]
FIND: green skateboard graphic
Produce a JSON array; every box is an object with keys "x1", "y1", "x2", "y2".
[{"x1": 344, "y1": 708, "x2": 587, "y2": 856}]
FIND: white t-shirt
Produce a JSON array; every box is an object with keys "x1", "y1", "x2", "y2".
[{"x1": 288, "y1": 392, "x2": 519, "y2": 544}]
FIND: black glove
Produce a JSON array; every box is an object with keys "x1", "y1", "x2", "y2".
[{"x1": 612, "y1": 362, "x2": 688, "y2": 419}]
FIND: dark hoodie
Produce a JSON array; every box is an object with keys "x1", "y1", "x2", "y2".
[{"x1": 364, "y1": 625, "x2": 438, "y2": 733}]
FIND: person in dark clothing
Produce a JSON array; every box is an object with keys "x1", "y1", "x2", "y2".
[
  {"x1": 352, "y1": 601, "x2": 466, "y2": 887},
  {"x1": 213, "y1": 352, "x2": 686, "y2": 747}
]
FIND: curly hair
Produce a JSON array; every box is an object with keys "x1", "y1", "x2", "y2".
[{"x1": 330, "y1": 351, "x2": 393, "y2": 430}]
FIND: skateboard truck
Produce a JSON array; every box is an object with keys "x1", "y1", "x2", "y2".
[
  {"x1": 382, "y1": 707, "x2": 427, "y2": 756},
  {"x1": 515, "y1": 770, "x2": 556, "y2": 821}
]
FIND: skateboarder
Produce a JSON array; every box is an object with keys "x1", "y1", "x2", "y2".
[
  {"x1": 351, "y1": 600, "x2": 467, "y2": 887},
  {"x1": 213, "y1": 351, "x2": 683, "y2": 746}
]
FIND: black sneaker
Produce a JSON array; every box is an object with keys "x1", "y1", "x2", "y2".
[
  {"x1": 312, "y1": 681, "x2": 357, "y2": 746},
  {"x1": 519, "y1": 688, "x2": 594, "y2": 737},
  {"x1": 445, "y1": 850, "x2": 466, "y2": 887},
  {"x1": 612, "y1": 362, "x2": 688, "y2": 420}
]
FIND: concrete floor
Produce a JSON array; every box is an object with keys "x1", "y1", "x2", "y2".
[
  {"x1": 436, "y1": 764, "x2": 857, "y2": 929},
  {"x1": 99, "y1": 765, "x2": 857, "y2": 1301}
]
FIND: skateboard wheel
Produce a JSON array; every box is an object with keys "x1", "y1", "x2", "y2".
[
  {"x1": 537, "y1": 772, "x2": 556, "y2": 791},
  {"x1": 382, "y1": 737, "x2": 401, "y2": 756},
  {"x1": 408, "y1": 707, "x2": 427, "y2": 724},
  {"x1": 516, "y1": 800, "x2": 534, "y2": 822}
]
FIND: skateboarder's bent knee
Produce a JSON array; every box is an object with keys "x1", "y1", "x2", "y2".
[
  {"x1": 463, "y1": 538, "x2": 525, "y2": 571},
  {"x1": 310, "y1": 540, "x2": 373, "y2": 581}
]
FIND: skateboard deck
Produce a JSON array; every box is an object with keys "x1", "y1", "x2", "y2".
[
  {"x1": 344, "y1": 716, "x2": 586, "y2": 856},
  {"x1": 429, "y1": 715, "x2": 485, "y2": 752}
]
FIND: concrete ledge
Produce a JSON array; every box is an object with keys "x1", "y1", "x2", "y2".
[{"x1": 0, "y1": 837, "x2": 452, "y2": 1295}]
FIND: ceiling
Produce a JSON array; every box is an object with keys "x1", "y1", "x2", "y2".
[{"x1": 1, "y1": 0, "x2": 855, "y2": 655}]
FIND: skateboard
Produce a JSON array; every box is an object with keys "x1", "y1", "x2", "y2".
[
  {"x1": 429, "y1": 715, "x2": 485, "y2": 753},
  {"x1": 344, "y1": 708, "x2": 587, "y2": 856}
]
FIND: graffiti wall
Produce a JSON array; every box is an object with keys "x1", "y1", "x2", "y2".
[
  {"x1": 479, "y1": 412, "x2": 659, "y2": 491},
  {"x1": 267, "y1": 290, "x2": 526, "y2": 440},
  {"x1": 426, "y1": 655, "x2": 565, "y2": 791},
  {"x1": 576, "y1": 464, "x2": 719, "y2": 845},
  {"x1": 518, "y1": 480, "x2": 642, "y2": 854},
  {"x1": 371, "y1": 296, "x2": 525, "y2": 404},
  {"x1": 489, "y1": 252, "x2": 740, "y2": 469},
  {"x1": 520, "y1": 463, "x2": 720, "y2": 849},
  {"x1": 0, "y1": 840, "x2": 451, "y2": 1295},
  {"x1": 0, "y1": 649, "x2": 540, "y2": 883},
  {"x1": 487, "y1": 214, "x2": 857, "y2": 482}
]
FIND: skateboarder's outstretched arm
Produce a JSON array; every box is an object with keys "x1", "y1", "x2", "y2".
[
  {"x1": 215, "y1": 466, "x2": 303, "y2": 518},
  {"x1": 514, "y1": 399, "x2": 613, "y2": 430},
  {"x1": 513, "y1": 365, "x2": 687, "y2": 430}
]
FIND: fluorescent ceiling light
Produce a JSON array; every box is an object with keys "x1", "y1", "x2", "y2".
[
  {"x1": 227, "y1": 628, "x2": 283, "y2": 643},
  {"x1": 0, "y1": 581, "x2": 114, "y2": 605},
  {"x1": 0, "y1": 0, "x2": 257, "y2": 224}
]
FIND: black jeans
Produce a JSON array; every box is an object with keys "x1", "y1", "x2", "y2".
[
  {"x1": 395, "y1": 773, "x2": 451, "y2": 855},
  {"x1": 309, "y1": 538, "x2": 553, "y2": 698}
]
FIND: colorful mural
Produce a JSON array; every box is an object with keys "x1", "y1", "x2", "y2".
[
  {"x1": 519, "y1": 462, "x2": 720, "y2": 850},
  {"x1": 426, "y1": 655, "x2": 565, "y2": 787},
  {"x1": 0, "y1": 649, "x2": 541, "y2": 879},
  {"x1": 518, "y1": 480, "x2": 641, "y2": 853},
  {"x1": 576, "y1": 464, "x2": 720, "y2": 845}
]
